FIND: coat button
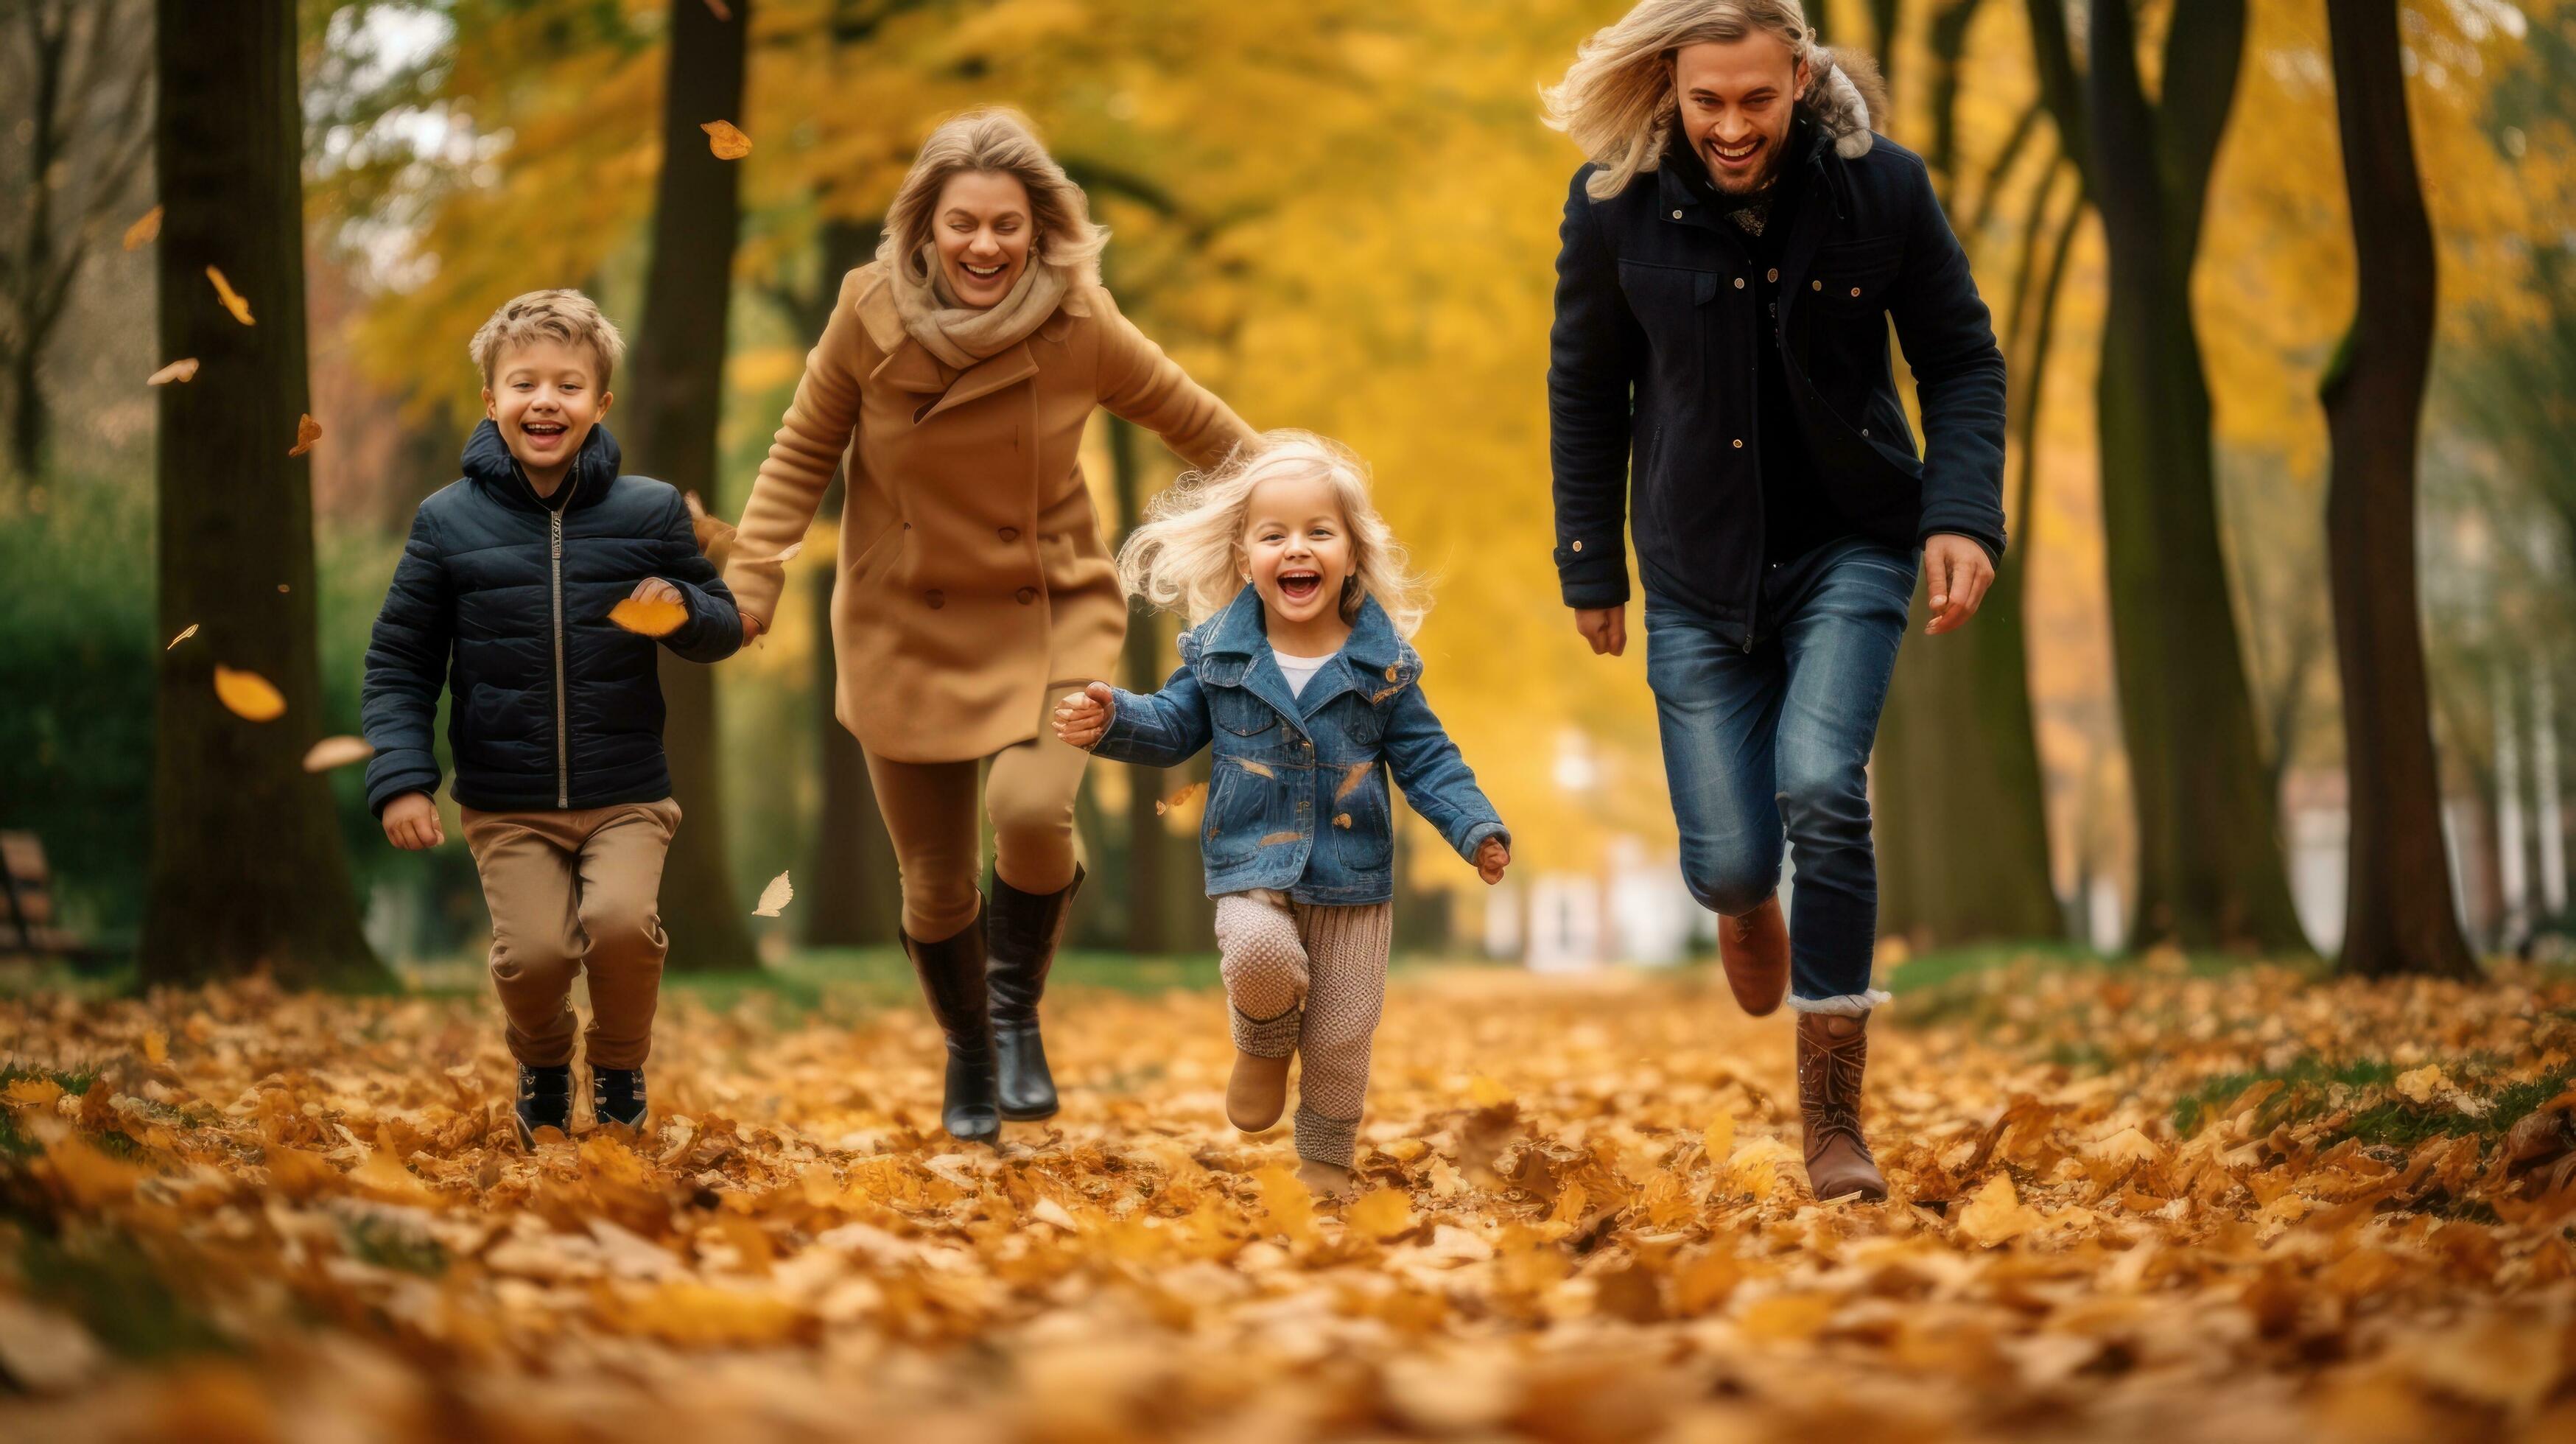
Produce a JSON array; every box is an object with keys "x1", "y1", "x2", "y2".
[
  {"x1": 1571, "y1": 539, "x2": 1584, "y2": 553},
  {"x1": 1016, "y1": 586, "x2": 1037, "y2": 605},
  {"x1": 1766, "y1": 267, "x2": 1780, "y2": 282},
  {"x1": 1384, "y1": 665, "x2": 1400, "y2": 682},
  {"x1": 1671, "y1": 209, "x2": 1683, "y2": 219},
  {"x1": 1850, "y1": 287, "x2": 1863, "y2": 297},
  {"x1": 998, "y1": 526, "x2": 1019, "y2": 542},
  {"x1": 925, "y1": 589, "x2": 944, "y2": 609},
  {"x1": 1733, "y1": 276, "x2": 1745, "y2": 289},
  {"x1": 1732, "y1": 438, "x2": 1744, "y2": 449},
  {"x1": 1811, "y1": 279, "x2": 1823, "y2": 290}
]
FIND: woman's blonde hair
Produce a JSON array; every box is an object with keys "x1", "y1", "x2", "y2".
[
  {"x1": 1541, "y1": 0, "x2": 1884, "y2": 201},
  {"x1": 1118, "y1": 430, "x2": 1430, "y2": 639},
  {"x1": 876, "y1": 107, "x2": 1107, "y2": 292}
]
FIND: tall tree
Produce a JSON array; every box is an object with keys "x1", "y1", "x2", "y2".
[
  {"x1": 2319, "y1": 0, "x2": 2477, "y2": 980},
  {"x1": 1, "y1": 0, "x2": 152, "y2": 480},
  {"x1": 141, "y1": 0, "x2": 387, "y2": 989},
  {"x1": 2025, "y1": 0, "x2": 2307, "y2": 951},
  {"x1": 1871, "y1": 7, "x2": 2065, "y2": 949},
  {"x1": 629, "y1": 0, "x2": 759, "y2": 972}
]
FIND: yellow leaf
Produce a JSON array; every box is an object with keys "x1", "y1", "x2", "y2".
[
  {"x1": 164, "y1": 623, "x2": 198, "y2": 651},
  {"x1": 1345, "y1": 1187, "x2": 1414, "y2": 1241},
  {"x1": 350, "y1": 1146, "x2": 438, "y2": 1205},
  {"x1": 2, "y1": 1078, "x2": 64, "y2": 1111},
  {"x1": 1956, "y1": 1174, "x2": 2042, "y2": 1248},
  {"x1": 206, "y1": 266, "x2": 253, "y2": 325},
  {"x1": 701, "y1": 119, "x2": 754, "y2": 160},
  {"x1": 142, "y1": 1028, "x2": 168, "y2": 1066},
  {"x1": 1466, "y1": 1075, "x2": 1513, "y2": 1108},
  {"x1": 147, "y1": 358, "x2": 199, "y2": 386},
  {"x1": 288, "y1": 413, "x2": 323, "y2": 458},
  {"x1": 608, "y1": 597, "x2": 689, "y2": 637},
  {"x1": 213, "y1": 665, "x2": 286, "y2": 721},
  {"x1": 2395, "y1": 1065, "x2": 2450, "y2": 1104},
  {"x1": 122, "y1": 206, "x2": 161, "y2": 250},
  {"x1": 1738, "y1": 1291, "x2": 1835, "y2": 1341},
  {"x1": 1702, "y1": 1114, "x2": 1736, "y2": 1163},
  {"x1": 301, "y1": 736, "x2": 376, "y2": 772},
  {"x1": 753, "y1": 869, "x2": 793, "y2": 917},
  {"x1": 1252, "y1": 1165, "x2": 1318, "y2": 1243}
]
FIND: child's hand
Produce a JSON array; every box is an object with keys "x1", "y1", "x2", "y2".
[
  {"x1": 630, "y1": 577, "x2": 683, "y2": 606},
  {"x1": 1053, "y1": 681, "x2": 1116, "y2": 749},
  {"x1": 1475, "y1": 837, "x2": 1509, "y2": 885},
  {"x1": 383, "y1": 792, "x2": 445, "y2": 850}
]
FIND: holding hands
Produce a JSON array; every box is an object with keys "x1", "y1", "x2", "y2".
[
  {"x1": 1475, "y1": 837, "x2": 1509, "y2": 885},
  {"x1": 1053, "y1": 681, "x2": 1117, "y2": 749},
  {"x1": 382, "y1": 792, "x2": 444, "y2": 851}
]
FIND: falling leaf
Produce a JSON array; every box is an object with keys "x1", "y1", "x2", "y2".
[
  {"x1": 122, "y1": 206, "x2": 161, "y2": 250},
  {"x1": 753, "y1": 870, "x2": 793, "y2": 917},
  {"x1": 1345, "y1": 1187, "x2": 1414, "y2": 1241},
  {"x1": 301, "y1": 736, "x2": 376, "y2": 773},
  {"x1": 164, "y1": 623, "x2": 199, "y2": 651},
  {"x1": 608, "y1": 597, "x2": 689, "y2": 637},
  {"x1": 701, "y1": 120, "x2": 754, "y2": 160},
  {"x1": 703, "y1": 0, "x2": 733, "y2": 18},
  {"x1": 288, "y1": 413, "x2": 323, "y2": 457},
  {"x1": 146, "y1": 358, "x2": 199, "y2": 386},
  {"x1": 206, "y1": 266, "x2": 253, "y2": 325},
  {"x1": 212, "y1": 665, "x2": 286, "y2": 721},
  {"x1": 1154, "y1": 782, "x2": 1206, "y2": 816}
]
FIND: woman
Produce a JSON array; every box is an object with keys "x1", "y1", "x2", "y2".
[{"x1": 723, "y1": 109, "x2": 1253, "y2": 1144}]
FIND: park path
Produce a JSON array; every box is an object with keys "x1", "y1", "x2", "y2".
[{"x1": 1, "y1": 958, "x2": 2572, "y2": 1441}]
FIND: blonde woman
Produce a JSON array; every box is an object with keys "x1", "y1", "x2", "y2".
[
  {"x1": 1053, "y1": 432, "x2": 1510, "y2": 1197},
  {"x1": 1544, "y1": 0, "x2": 2008, "y2": 1204},
  {"x1": 723, "y1": 109, "x2": 1254, "y2": 1145}
]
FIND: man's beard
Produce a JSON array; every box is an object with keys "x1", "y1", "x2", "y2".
[{"x1": 1702, "y1": 132, "x2": 1789, "y2": 197}]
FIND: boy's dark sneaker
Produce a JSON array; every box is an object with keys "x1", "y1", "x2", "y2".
[
  {"x1": 514, "y1": 1064, "x2": 572, "y2": 1149},
  {"x1": 592, "y1": 1067, "x2": 647, "y2": 1131}
]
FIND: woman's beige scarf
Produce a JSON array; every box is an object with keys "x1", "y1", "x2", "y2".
[{"x1": 890, "y1": 244, "x2": 1067, "y2": 371}]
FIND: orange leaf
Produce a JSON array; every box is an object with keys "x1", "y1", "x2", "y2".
[
  {"x1": 703, "y1": 0, "x2": 733, "y2": 18},
  {"x1": 122, "y1": 206, "x2": 161, "y2": 250},
  {"x1": 608, "y1": 596, "x2": 689, "y2": 637},
  {"x1": 701, "y1": 120, "x2": 753, "y2": 160},
  {"x1": 301, "y1": 736, "x2": 376, "y2": 772},
  {"x1": 1154, "y1": 782, "x2": 1206, "y2": 816},
  {"x1": 212, "y1": 665, "x2": 285, "y2": 721},
  {"x1": 147, "y1": 358, "x2": 199, "y2": 386},
  {"x1": 206, "y1": 266, "x2": 253, "y2": 325},
  {"x1": 288, "y1": 413, "x2": 322, "y2": 458},
  {"x1": 1345, "y1": 1187, "x2": 1414, "y2": 1241}
]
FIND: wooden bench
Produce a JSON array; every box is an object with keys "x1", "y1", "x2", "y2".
[{"x1": 1, "y1": 832, "x2": 102, "y2": 961}]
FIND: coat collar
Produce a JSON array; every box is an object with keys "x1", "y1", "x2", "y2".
[
  {"x1": 1187, "y1": 586, "x2": 1419, "y2": 719},
  {"x1": 856, "y1": 260, "x2": 1069, "y2": 424},
  {"x1": 461, "y1": 418, "x2": 621, "y2": 514},
  {"x1": 1657, "y1": 115, "x2": 1833, "y2": 233}
]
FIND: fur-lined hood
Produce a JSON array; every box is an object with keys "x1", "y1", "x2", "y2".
[{"x1": 1800, "y1": 46, "x2": 1888, "y2": 158}]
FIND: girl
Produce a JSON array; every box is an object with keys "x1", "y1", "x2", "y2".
[{"x1": 1053, "y1": 432, "x2": 1509, "y2": 1196}]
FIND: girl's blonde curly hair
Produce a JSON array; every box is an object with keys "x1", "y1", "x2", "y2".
[{"x1": 1117, "y1": 430, "x2": 1429, "y2": 639}]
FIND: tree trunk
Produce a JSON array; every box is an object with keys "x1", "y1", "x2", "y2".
[
  {"x1": 2320, "y1": 0, "x2": 2479, "y2": 980},
  {"x1": 2084, "y1": 0, "x2": 2307, "y2": 952},
  {"x1": 629, "y1": 0, "x2": 759, "y2": 971},
  {"x1": 140, "y1": 0, "x2": 388, "y2": 989},
  {"x1": 1109, "y1": 416, "x2": 1179, "y2": 953}
]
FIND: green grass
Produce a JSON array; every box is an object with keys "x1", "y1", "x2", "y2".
[
  {"x1": 2168, "y1": 1052, "x2": 2571, "y2": 1155},
  {"x1": 10, "y1": 1222, "x2": 233, "y2": 1362},
  {"x1": 2172, "y1": 1056, "x2": 2404, "y2": 1136}
]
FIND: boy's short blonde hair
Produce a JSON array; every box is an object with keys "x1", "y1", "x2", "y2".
[{"x1": 468, "y1": 289, "x2": 627, "y2": 388}]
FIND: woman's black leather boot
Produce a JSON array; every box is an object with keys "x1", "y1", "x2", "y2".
[
  {"x1": 988, "y1": 866, "x2": 1082, "y2": 1121},
  {"x1": 902, "y1": 905, "x2": 1000, "y2": 1144}
]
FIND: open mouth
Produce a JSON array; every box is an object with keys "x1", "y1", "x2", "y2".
[
  {"x1": 963, "y1": 262, "x2": 1007, "y2": 281},
  {"x1": 521, "y1": 421, "x2": 567, "y2": 448},
  {"x1": 1277, "y1": 569, "x2": 1323, "y2": 603},
  {"x1": 1708, "y1": 136, "x2": 1763, "y2": 168}
]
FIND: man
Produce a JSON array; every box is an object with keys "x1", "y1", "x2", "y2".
[{"x1": 1543, "y1": 0, "x2": 2007, "y2": 1202}]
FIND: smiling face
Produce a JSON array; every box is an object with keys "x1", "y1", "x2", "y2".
[
  {"x1": 1240, "y1": 472, "x2": 1356, "y2": 648},
  {"x1": 482, "y1": 336, "x2": 610, "y2": 495},
  {"x1": 933, "y1": 169, "x2": 1035, "y2": 309},
  {"x1": 1673, "y1": 34, "x2": 1808, "y2": 195}
]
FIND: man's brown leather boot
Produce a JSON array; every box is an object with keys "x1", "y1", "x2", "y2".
[
  {"x1": 1797, "y1": 1011, "x2": 1888, "y2": 1202},
  {"x1": 1718, "y1": 894, "x2": 1791, "y2": 1016}
]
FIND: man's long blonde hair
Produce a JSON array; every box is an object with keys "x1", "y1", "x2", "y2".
[
  {"x1": 1542, "y1": 0, "x2": 1883, "y2": 201},
  {"x1": 876, "y1": 107, "x2": 1107, "y2": 292},
  {"x1": 1118, "y1": 431, "x2": 1430, "y2": 639}
]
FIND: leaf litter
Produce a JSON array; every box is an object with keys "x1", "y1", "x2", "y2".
[{"x1": 4, "y1": 959, "x2": 2576, "y2": 1440}]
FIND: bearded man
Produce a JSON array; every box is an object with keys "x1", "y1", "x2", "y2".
[{"x1": 1543, "y1": 0, "x2": 2007, "y2": 1202}]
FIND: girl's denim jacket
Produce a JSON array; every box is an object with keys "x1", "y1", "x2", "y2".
[{"x1": 1088, "y1": 587, "x2": 1507, "y2": 905}]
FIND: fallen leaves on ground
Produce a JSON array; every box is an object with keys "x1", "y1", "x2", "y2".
[
  {"x1": 210, "y1": 665, "x2": 284, "y2": 721},
  {"x1": 5, "y1": 959, "x2": 2576, "y2": 1441},
  {"x1": 608, "y1": 597, "x2": 689, "y2": 638}
]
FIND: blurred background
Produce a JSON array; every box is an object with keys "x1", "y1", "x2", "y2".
[{"x1": 4, "y1": 0, "x2": 2572, "y2": 988}]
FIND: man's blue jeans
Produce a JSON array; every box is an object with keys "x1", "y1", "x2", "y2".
[{"x1": 1643, "y1": 537, "x2": 1915, "y2": 1013}]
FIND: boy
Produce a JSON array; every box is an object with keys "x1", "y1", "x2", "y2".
[{"x1": 361, "y1": 289, "x2": 743, "y2": 1149}]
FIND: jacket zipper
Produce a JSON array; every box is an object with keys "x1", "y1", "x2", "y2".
[{"x1": 550, "y1": 510, "x2": 569, "y2": 808}]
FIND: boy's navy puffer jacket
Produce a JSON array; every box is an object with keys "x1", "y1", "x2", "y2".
[{"x1": 361, "y1": 420, "x2": 742, "y2": 817}]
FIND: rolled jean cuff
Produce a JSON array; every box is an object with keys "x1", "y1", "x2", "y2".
[
  {"x1": 1232, "y1": 1004, "x2": 1303, "y2": 1058},
  {"x1": 1294, "y1": 1105, "x2": 1359, "y2": 1168},
  {"x1": 1788, "y1": 989, "x2": 1889, "y2": 1017}
]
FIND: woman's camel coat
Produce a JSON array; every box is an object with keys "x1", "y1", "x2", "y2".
[{"x1": 725, "y1": 262, "x2": 1253, "y2": 763}]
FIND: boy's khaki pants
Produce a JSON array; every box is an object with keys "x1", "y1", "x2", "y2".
[{"x1": 461, "y1": 798, "x2": 681, "y2": 1070}]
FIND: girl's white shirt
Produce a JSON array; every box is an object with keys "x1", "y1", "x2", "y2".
[{"x1": 1271, "y1": 646, "x2": 1336, "y2": 700}]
